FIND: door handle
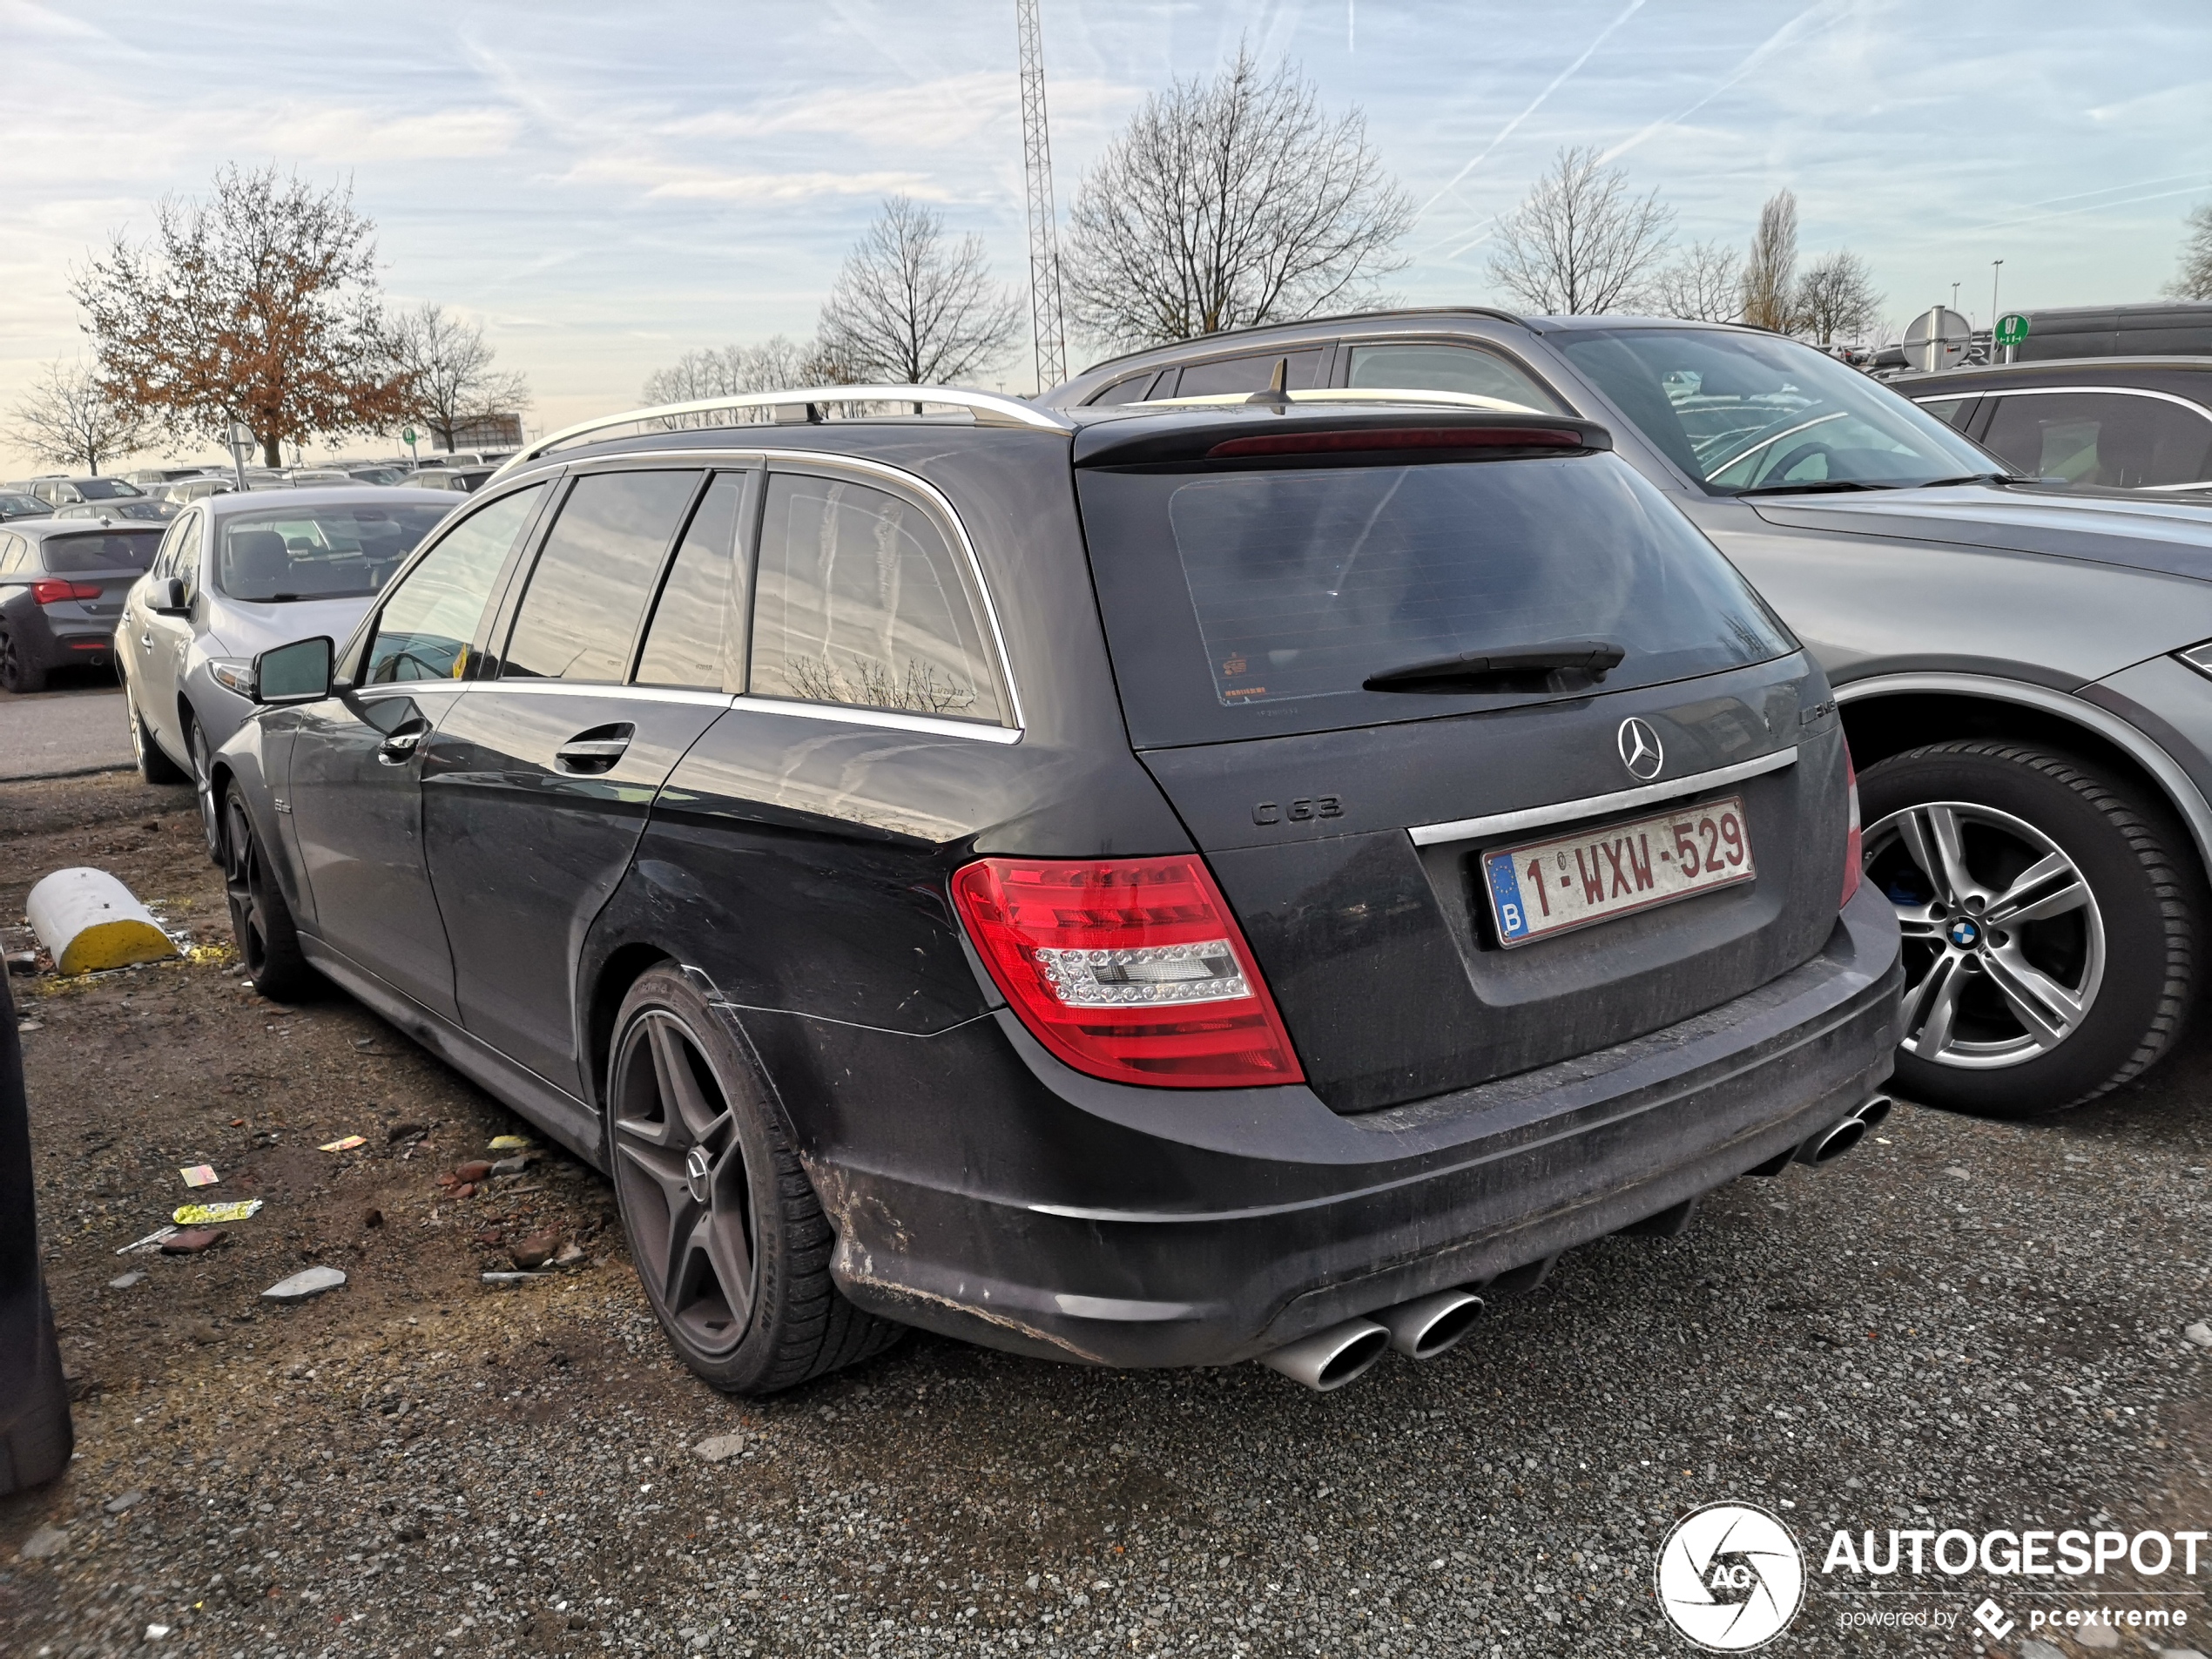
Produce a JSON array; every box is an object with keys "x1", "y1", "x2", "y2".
[
  {"x1": 139, "y1": 631, "x2": 153, "y2": 651},
  {"x1": 554, "y1": 723, "x2": 635, "y2": 774},
  {"x1": 376, "y1": 723, "x2": 428, "y2": 765}
]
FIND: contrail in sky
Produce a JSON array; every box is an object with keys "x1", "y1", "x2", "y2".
[{"x1": 1598, "y1": 0, "x2": 1838, "y2": 165}]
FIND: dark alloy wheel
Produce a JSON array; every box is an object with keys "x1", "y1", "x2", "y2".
[
  {"x1": 220, "y1": 784, "x2": 314, "y2": 1001},
  {"x1": 0, "y1": 632, "x2": 44, "y2": 695},
  {"x1": 605, "y1": 968, "x2": 900, "y2": 1394},
  {"x1": 1860, "y1": 740, "x2": 2202, "y2": 1116}
]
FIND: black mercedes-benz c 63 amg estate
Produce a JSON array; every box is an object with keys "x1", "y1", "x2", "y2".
[{"x1": 210, "y1": 385, "x2": 1902, "y2": 1394}]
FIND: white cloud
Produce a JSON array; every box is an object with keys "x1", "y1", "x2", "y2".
[
  {"x1": 664, "y1": 71, "x2": 1137, "y2": 152},
  {"x1": 563, "y1": 158, "x2": 947, "y2": 203}
]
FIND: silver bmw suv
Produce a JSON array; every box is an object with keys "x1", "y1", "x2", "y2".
[{"x1": 1051, "y1": 313, "x2": 2212, "y2": 1117}]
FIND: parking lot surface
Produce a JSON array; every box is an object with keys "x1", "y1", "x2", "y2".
[
  {"x1": 0, "y1": 684, "x2": 133, "y2": 782},
  {"x1": 1, "y1": 771, "x2": 2208, "y2": 1658}
]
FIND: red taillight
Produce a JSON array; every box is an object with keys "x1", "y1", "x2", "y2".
[
  {"x1": 30, "y1": 580, "x2": 101, "y2": 605},
  {"x1": 1840, "y1": 746, "x2": 1863, "y2": 908},
  {"x1": 950, "y1": 855, "x2": 1305, "y2": 1089}
]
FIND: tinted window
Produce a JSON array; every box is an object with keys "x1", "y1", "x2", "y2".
[
  {"x1": 365, "y1": 485, "x2": 543, "y2": 685},
  {"x1": 636, "y1": 473, "x2": 747, "y2": 691},
  {"x1": 1172, "y1": 349, "x2": 1324, "y2": 397},
  {"x1": 1980, "y1": 392, "x2": 2212, "y2": 489},
  {"x1": 0, "y1": 492, "x2": 47, "y2": 519},
  {"x1": 71, "y1": 478, "x2": 142, "y2": 501},
  {"x1": 212, "y1": 505, "x2": 448, "y2": 602},
  {"x1": 1088, "y1": 372, "x2": 1161, "y2": 406},
  {"x1": 750, "y1": 473, "x2": 1004, "y2": 724},
  {"x1": 502, "y1": 471, "x2": 701, "y2": 682},
  {"x1": 1558, "y1": 328, "x2": 1997, "y2": 492},
  {"x1": 1914, "y1": 395, "x2": 1979, "y2": 431},
  {"x1": 40, "y1": 531, "x2": 161, "y2": 574},
  {"x1": 1345, "y1": 343, "x2": 1566, "y2": 413},
  {"x1": 1077, "y1": 453, "x2": 1795, "y2": 746}
]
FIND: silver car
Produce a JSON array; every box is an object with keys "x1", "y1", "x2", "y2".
[{"x1": 118, "y1": 486, "x2": 457, "y2": 855}]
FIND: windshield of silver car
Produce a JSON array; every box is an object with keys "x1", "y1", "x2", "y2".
[
  {"x1": 212, "y1": 505, "x2": 451, "y2": 603},
  {"x1": 1558, "y1": 328, "x2": 2007, "y2": 494}
]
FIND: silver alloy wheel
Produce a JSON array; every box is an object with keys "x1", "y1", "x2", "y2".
[
  {"x1": 1863, "y1": 800, "x2": 2105, "y2": 1069},
  {"x1": 190, "y1": 718, "x2": 219, "y2": 856},
  {"x1": 610, "y1": 1010, "x2": 758, "y2": 1356}
]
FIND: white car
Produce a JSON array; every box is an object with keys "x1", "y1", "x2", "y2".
[{"x1": 118, "y1": 485, "x2": 459, "y2": 856}]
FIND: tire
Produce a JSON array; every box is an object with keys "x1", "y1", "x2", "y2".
[
  {"x1": 1859, "y1": 741, "x2": 2201, "y2": 1116},
  {"x1": 129, "y1": 690, "x2": 189, "y2": 786},
  {"x1": 189, "y1": 713, "x2": 222, "y2": 863},
  {"x1": 220, "y1": 782, "x2": 317, "y2": 1002},
  {"x1": 604, "y1": 966, "x2": 902, "y2": 1394},
  {"x1": 0, "y1": 631, "x2": 45, "y2": 695}
]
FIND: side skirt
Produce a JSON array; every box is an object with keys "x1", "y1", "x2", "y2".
[{"x1": 297, "y1": 934, "x2": 606, "y2": 1171}]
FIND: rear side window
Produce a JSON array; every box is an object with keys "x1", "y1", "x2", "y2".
[
  {"x1": 503, "y1": 471, "x2": 703, "y2": 682},
  {"x1": 40, "y1": 531, "x2": 160, "y2": 574},
  {"x1": 1345, "y1": 343, "x2": 1567, "y2": 414},
  {"x1": 1087, "y1": 372, "x2": 1161, "y2": 406},
  {"x1": 748, "y1": 472, "x2": 1004, "y2": 724},
  {"x1": 1980, "y1": 392, "x2": 2212, "y2": 488},
  {"x1": 636, "y1": 472, "x2": 748, "y2": 691},
  {"x1": 1171, "y1": 349, "x2": 1325, "y2": 397},
  {"x1": 365, "y1": 485, "x2": 544, "y2": 685},
  {"x1": 1077, "y1": 454, "x2": 1795, "y2": 746}
]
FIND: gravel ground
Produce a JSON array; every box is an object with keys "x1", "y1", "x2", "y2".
[{"x1": 1, "y1": 771, "x2": 2209, "y2": 1659}]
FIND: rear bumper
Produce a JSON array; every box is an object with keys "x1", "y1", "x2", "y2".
[{"x1": 799, "y1": 882, "x2": 1902, "y2": 1369}]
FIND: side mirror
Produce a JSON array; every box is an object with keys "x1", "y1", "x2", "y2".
[
  {"x1": 253, "y1": 637, "x2": 334, "y2": 705},
  {"x1": 152, "y1": 577, "x2": 189, "y2": 616}
]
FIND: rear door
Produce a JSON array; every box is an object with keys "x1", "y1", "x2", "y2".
[
  {"x1": 1074, "y1": 418, "x2": 1847, "y2": 1113},
  {"x1": 420, "y1": 467, "x2": 745, "y2": 1095}
]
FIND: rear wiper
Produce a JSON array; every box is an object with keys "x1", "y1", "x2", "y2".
[
  {"x1": 1363, "y1": 640, "x2": 1625, "y2": 694},
  {"x1": 1733, "y1": 480, "x2": 1892, "y2": 496}
]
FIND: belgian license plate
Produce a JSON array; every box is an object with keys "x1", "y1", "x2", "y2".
[{"x1": 1481, "y1": 796, "x2": 1755, "y2": 947}]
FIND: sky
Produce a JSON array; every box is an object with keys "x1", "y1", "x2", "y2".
[{"x1": 3, "y1": 0, "x2": 2209, "y2": 471}]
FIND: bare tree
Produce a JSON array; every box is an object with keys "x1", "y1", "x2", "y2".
[
  {"x1": 1653, "y1": 239, "x2": 1743, "y2": 323},
  {"x1": 1486, "y1": 146, "x2": 1674, "y2": 315},
  {"x1": 5, "y1": 361, "x2": 151, "y2": 475},
  {"x1": 392, "y1": 304, "x2": 530, "y2": 453},
  {"x1": 813, "y1": 197, "x2": 1022, "y2": 385},
  {"x1": 2168, "y1": 203, "x2": 2212, "y2": 300},
  {"x1": 1740, "y1": 190, "x2": 1800, "y2": 332},
  {"x1": 1794, "y1": 249, "x2": 1883, "y2": 345},
  {"x1": 1062, "y1": 48, "x2": 1411, "y2": 348},
  {"x1": 72, "y1": 165, "x2": 408, "y2": 466},
  {"x1": 641, "y1": 337, "x2": 812, "y2": 405}
]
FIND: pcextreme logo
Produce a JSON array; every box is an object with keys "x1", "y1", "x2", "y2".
[{"x1": 1656, "y1": 1502, "x2": 1806, "y2": 1650}]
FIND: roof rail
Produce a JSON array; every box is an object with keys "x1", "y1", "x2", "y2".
[{"x1": 493, "y1": 386, "x2": 1072, "y2": 479}]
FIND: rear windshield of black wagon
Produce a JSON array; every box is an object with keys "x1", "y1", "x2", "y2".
[{"x1": 1074, "y1": 451, "x2": 1795, "y2": 747}]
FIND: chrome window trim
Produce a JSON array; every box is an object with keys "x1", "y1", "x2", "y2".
[
  {"x1": 466, "y1": 680, "x2": 738, "y2": 710},
  {"x1": 1406, "y1": 746, "x2": 1799, "y2": 847},
  {"x1": 729, "y1": 694, "x2": 1023, "y2": 745},
  {"x1": 1915, "y1": 382, "x2": 2212, "y2": 423}
]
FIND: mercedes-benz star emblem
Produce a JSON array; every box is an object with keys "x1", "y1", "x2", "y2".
[
  {"x1": 685, "y1": 1144, "x2": 713, "y2": 1204},
  {"x1": 1617, "y1": 717, "x2": 1664, "y2": 781}
]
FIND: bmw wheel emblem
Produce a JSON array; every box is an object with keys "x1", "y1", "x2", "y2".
[{"x1": 1617, "y1": 718, "x2": 1664, "y2": 781}]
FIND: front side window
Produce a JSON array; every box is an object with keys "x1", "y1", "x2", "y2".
[
  {"x1": 1345, "y1": 342, "x2": 1567, "y2": 414},
  {"x1": 363, "y1": 485, "x2": 543, "y2": 685},
  {"x1": 502, "y1": 470, "x2": 702, "y2": 682},
  {"x1": 749, "y1": 472, "x2": 1005, "y2": 723},
  {"x1": 212, "y1": 505, "x2": 448, "y2": 603},
  {"x1": 1980, "y1": 391, "x2": 2212, "y2": 489},
  {"x1": 1558, "y1": 327, "x2": 2001, "y2": 493}
]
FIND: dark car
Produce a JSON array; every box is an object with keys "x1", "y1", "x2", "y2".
[
  {"x1": 1049, "y1": 312, "x2": 2212, "y2": 1119},
  {"x1": 0, "y1": 520, "x2": 163, "y2": 691},
  {"x1": 210, "y1": 386, "x2": 1899, "y2": 1396},
  {"x1": 1900, "y1": 358, "x2": 2212, "y2": 496},
  {"x1": 0, "y1": 491, "x2": 52, "y2": 522},
  {"x1": 0, "y1": 969, "x2": 72, "y2": 1493}
]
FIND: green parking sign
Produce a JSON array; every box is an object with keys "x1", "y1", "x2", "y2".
[{"x1": 1995, "y1": 313, "x2": 2030, "y2": 348}]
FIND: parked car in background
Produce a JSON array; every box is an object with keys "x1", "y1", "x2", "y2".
[
  {"x1": 276, "y1": 469, "x2": 354, "y2": 489},
  {"x1": 410, "y1": 464, "x2": 496, "y2": 493},
  {"x1": 1903, "y1": 359, "x2": 2212, "y2": 496},
  {"x1": 0, "y1": 518, "x2": 164, "y2": 691},
  {"x1": 209, "y1": 385, "x2": 1898, "y2": 1395},
  {"x1": 54, "y1": 497, "x2": 178, "y2": 523},
  {"x1": 0, "y1": 492, "x2": 53, "y2": 523},
  {"x1": 24, "y1": 476, "x2": 147, "y2": 509},
  {"x1": 123, "y1": 466, "x2": 228, "y2": 488},
  {"x1": 1049, "y1": 310, "x2": 2212, "y2": 1116},
  {"x1": 118, "y1": 486, "x2": 457, "y2": 853},
  {"x1": 336, "y1": 464, "x2": 409, "y2": 486},
  {"x1": 154, "y1": 478, "x2": 236, "y2": 508}
]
